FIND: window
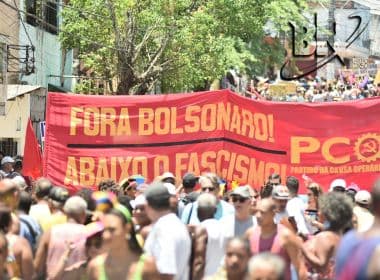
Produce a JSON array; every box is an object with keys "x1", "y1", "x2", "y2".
[
  {"x1": 25, "y1": 0, "x2": 58, "y2": 34},
  {"x1": 45, "y1": 1, "x2": 58, "y2": 34},
  {"x1": 25, "y1": 0, "x2": 37, "y2": 26},
  {"x1": 0, "y1": 138, "x2": 18, "y2": 157}
]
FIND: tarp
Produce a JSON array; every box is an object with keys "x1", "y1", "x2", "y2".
[{"x1": 44, "y1": 90, "x2": 380, "y2": 193}]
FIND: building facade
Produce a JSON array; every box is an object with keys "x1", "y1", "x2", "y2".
[{"x1": 0, "y1": 0, "x2": 73, "y2": 156}]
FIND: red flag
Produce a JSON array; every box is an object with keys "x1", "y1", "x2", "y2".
[{"x1": 23, "y1": 119, "x2": 42, "y2": 179}]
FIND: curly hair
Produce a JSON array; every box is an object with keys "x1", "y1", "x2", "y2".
[
  {"x1": 319, "y1": 192, "x2": 353, "y2": 232},
  {"x1": 98, "y1": 179, "x2": 119, "y2": 194}
]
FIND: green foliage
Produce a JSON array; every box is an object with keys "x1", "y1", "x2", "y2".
[{"x1": 60, "y1": 0, "x2": 311, "y2": 94}]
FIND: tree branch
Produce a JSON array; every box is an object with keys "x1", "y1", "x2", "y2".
[
  {"x1": 132, "y1": 20, "x2": 161, "y2": 64},
  {"x1": 139, "y1": 34, "x2": 170, "y2": 80}
]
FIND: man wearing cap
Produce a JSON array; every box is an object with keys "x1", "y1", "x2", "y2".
[
  {"x1": 178, "y1": 173, "x2": 199, "y2": 217},
  {"x1": 345, "y1": 183, "x2": 360, "y2": 203},
  {"x1": 181, "y1": 173, "x2": 234, "y2": 225},
  {"x1": 0, "y1": 156, "x2": 17, "y2": 178},
  {"x1": 40, "y1": 186, "x2": 70, "y2": 231},
  {"x1": 144, "y1": 182, "x2": 191, "y2": 280},
  {"x1": 160, "y1": 172, "x2": 176, "y2": 185},
  {"x1": 163, "y1": 182, "x2": 179, "y2": 214},
  {"x1": 353, "y1": 190, "x2": 374, "y2": 233},
  {"x1": 329, "y1": 178, "x2": 347, "y2": 193},
  {"x1": 271, "y1": 185, "x2": 291, "y2": 226},
  {"x1": 221, "y1": 186, "x2": 257, "y2": 238}
]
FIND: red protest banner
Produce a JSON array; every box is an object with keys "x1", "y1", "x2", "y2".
[{"x1": 43, "y1": 90, "x2": 380, "y2": 193}]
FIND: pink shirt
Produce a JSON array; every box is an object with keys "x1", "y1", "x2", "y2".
[{"x1": 46, "y1": 223, "x2": 87, "y2": 280}]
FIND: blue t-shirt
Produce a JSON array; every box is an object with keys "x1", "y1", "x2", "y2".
[
  {"x1": 181, "y1": 200, "x2": 234, "y2": 225},
  {"x1": 19, "y1": 214, "x2": 42, "y2": 251}
]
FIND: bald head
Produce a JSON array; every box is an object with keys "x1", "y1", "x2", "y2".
[
  {"x1": 248, "y1": 253, "x2": 286, "y2": 280},
  {"x1": 0, "y1": 179, "x2": 19, "y2": 211},
  {"x1": 255, "y1": 198, "x2": 276, "y2": 227},
  {"x1": 0, "y1": 179, "x2": 17, "y2": 193},
  {"x1": 197, "y1": 193, "x2": 217, "y2": 221},
  {"x1": 63, "y1": 196, "x2": 87, "y2": 224}
]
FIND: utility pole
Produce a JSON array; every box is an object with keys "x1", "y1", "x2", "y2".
[
  {"x1": 0, "y1": 43, "x2": 7, "y2": 116},
  {"x1": 328, "y1": 0, "x2": 336, "y2": 48},
  {"x1": 327, "y1": 0, "x2": 336, "y2": 80}
]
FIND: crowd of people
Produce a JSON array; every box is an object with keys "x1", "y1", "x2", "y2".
[
  {"x1": 0, "y1": 152, "x2": 379, "y2": 280},
  {"x1": 227, "y1": 73, "x2": 380, "y2": 102}
]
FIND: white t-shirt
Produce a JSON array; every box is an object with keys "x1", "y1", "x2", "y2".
[
  {"x1": 144, "y1": 213, "x2": 191, "y2": 280},
  {"x1": 200, "y1": 219, "x2": 226, "y2": 277},
  {"x1": 353, "y1": 206, "x2": 374, "y2": 233},
  {"x1": 286, "y1": 196, "x2": 309, "y2": 235}
]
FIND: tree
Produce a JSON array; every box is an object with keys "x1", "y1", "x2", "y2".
[{"x1": 60, "y1": 0, "x2": 311, "y2": 95}]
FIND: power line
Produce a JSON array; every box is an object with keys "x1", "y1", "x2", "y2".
[
  {"x1": 6, "y1": 0, "x2": 34, "y2": 48},
  {"x1": 0, "y1": 0, "x2": 59, "y2": 34}
]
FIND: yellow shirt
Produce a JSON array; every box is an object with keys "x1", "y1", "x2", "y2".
[{"x1": 41, "y1": 212, "x2": 67, "y2": 232}]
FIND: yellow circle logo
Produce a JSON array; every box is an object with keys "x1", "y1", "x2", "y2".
[{"x1": 354, "y1": 133, "x2": 380, "y2": 163}]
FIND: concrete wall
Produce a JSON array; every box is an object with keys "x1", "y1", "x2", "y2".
[
  {"x1": 0, "y1": 0, "x2": 20, "y2": 77},
  {"x1": 18, "y1": 0, "x2": 73, "y2": 91},
  {"x1": 0, "y1": 93, "x2": 30, "y2": 154}
]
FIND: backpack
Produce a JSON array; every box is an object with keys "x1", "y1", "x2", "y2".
[
  {"x1": 19, "y1": 216, "x2": 40, "y2": 254},
  {"x1": 181, "y1": 192, "x2": 200, "y2": 206}
]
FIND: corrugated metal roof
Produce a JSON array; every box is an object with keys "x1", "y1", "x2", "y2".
[{"x1": 6, "y1": 85, "x2": 43, "y2": 100}]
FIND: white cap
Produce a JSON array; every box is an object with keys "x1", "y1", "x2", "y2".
[
  {"x1": 161, "y1": 172, "x2": 175, "y2": 180},
  {"x1": 355, "y1": 190, "x2": 372, "y2": 205},
  {"x1": 163, "y1": 183, "x2": 176, "y2": 196},
  {"x1": 329, "y1": 179, "x2": 347, "y2": 192},
  {"x1": 1, "y1": 156, "x2": 14, "y2": 165},
  {"x1": 130, "y1": 194, "x2": 147, "y2": 209}
]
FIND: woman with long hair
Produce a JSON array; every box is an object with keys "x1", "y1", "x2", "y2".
[
  {"x1": 301, "y1": 192, "x2": 353, "y2": 279},
  {"x1": 305, "y1": 182, "x2": 324, "y2": 234},
  {"x1": 87, "y1": 202, "x2": 157, "y2": 279}
]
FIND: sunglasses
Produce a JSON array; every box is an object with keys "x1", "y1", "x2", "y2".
[
  {"x1": 202, "y1": 187, "x2": 216, "y2": 192},
  {"x1": 231, "y1": 196, "x2": 248, "y2": 203}
]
